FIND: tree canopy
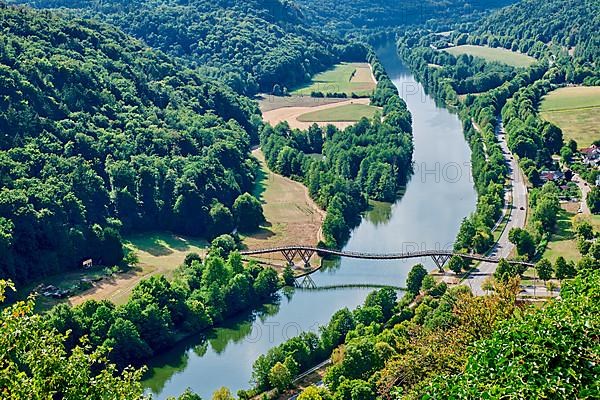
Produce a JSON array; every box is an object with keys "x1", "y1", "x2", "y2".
[
  {"x1": 11, "y1": 0, "x2": 364, "y2": 94},
  {"x1": 0, "y1": 3, "x2": 264, "y2": 285}
]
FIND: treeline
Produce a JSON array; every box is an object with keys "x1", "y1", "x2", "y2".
[
  {"x1": 396, "y1": 27, "x2": 553, "y2": 254},
  {"x1": 284, "y1": 267, "x2": 600, "y2": 399},
  {"x1": 453, "y1": 65, "x2": 550, "y2": 254},
  {"x1": 265, "y1": 264, "x2": 513, "y2": 399},
  {"x1": 246, "y1": 287, "x2": 399, "y2": 397},
  {"x1": 398, "y1": 31, "x2": 518, "y2": 101},
  {"x1": 0, "y1": 4, "x2": 265, "y2": 285},
  {"x1": 0, "y1": 279, "x2": 146, "y2": 398},
  {"x1": 294, "y1": 0, "x2": 514, "y2": 35},
  {"x1": 45, "y1": 248, "x2": 281, "y2": 369},
  {"x1": 13, "y1": 0, "x2": 365, "y2": 94},
  {"x1": 502, "y1": 75, "x2": 565, "y2": 183},
  {"x1": 471, "y1": 0, "x2": 600, "y2": 85},
  {"x1": 261, "y1": 52, "x2": 413, "y2": 247}
]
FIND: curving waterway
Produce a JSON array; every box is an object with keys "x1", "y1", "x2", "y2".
[{"x1": 142, "y1": 42, "x2": 477, "y2": 399}]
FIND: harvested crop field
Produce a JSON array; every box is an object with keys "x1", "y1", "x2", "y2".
[
  {"x1": 241, "y1": 149, "x2": 325, "y2": 266},
  {"x1": 262, "y1": 98, "x2": 372, "y2": 130}
]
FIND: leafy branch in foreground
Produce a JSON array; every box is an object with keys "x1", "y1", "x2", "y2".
[{"x1": 0, "y1": 280, "x2": 145, "y2": 400}]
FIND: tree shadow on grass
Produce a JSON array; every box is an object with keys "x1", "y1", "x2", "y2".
[
  {"x1": 126, "y1": 232, "x2": 207, "y2": 257},
  {"x1": 552, "y1": 209, "x2": 575, "y2": 241},
  {"x1": 252, "y1": 162, "x2": 268, "y2": 202},
  {"x1": 238, "y1": 226, "x2": 276, "y2": 250}
]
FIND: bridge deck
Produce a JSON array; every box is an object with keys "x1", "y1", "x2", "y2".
[{"x1": 240, "y1": 246, "x2": 534, "y2": 267}]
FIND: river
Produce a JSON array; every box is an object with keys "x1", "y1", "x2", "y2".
[{"x1": 142, "y1": 42, "x2": 477, "y2": 399}]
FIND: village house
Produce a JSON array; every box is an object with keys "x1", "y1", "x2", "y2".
[
  {"x1": 581, "y1": 144, "x2": 600, "y2": 167},
  {"x1": 540, "y1": 170, "x2": 565, "y2": 183}
]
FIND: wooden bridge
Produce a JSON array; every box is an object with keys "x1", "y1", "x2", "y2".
[{"x1": 240, "y1": 246, "x2": 534, "y2": 288}]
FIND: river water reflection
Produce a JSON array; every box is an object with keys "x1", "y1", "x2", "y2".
[{"x1": 142, "y1": 42, "x2": 477, "y2": 399}]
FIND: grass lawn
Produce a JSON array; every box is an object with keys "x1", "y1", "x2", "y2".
[
  {"x1": 70, "y1": 232, "x2": 208, "y2": 306},
  {"x1": 540, "y1": 86, "x2": 600, "y2": 147},
  {"x1": 542, "y1": 208, "x2": 580, "y2": 264},
  {"x1": 291, "y1": 62, "x2": 376, "y2": 97},
  {"x1": 15, "y1": 232, "x2": 209, "y2": 310},
  {"x1": 297, "y1": 103, "x2": 379, "y2": 122},
  {"x1": 443, "y1": 45, "x2": 536, "y2": 67}
]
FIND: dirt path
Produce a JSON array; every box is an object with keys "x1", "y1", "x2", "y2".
[
  {"x1": 262, "y1": 98, "x2": 371, "y2": 130},
  {"x1": 243, "y1": 149, "x2": 325, "y2": 266}
]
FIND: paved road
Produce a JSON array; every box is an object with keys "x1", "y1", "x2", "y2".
[
  {"x1": 462, "y1": 121, "x2": 528, "y2": 295},
  {"x1": 573, "y1": 172, "x2": 591, "y2": 215}
]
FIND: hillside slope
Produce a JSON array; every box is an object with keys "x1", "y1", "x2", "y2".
[
  {"x1": 0, "y1": 2, "x2": 261, "y2": 284},
  {"x1": 295, "y1": 0, "x2": 517, "y2": 34},
  {"x1": 474, "y1": 0, "x2": 600, "y2": 67},
  {"x1": 11, "y1": 0, "x2": 358, "y2": 94}
]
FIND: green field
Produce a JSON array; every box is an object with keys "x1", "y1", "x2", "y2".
[
  {"x1": 540, "y1": 86, "x2": 600, "y2": 147},
  {"x1": 542, "y1": 209, "x2": 580, "y2": 264},
  {"x1": 297, "y1": 103, "x2": 379, "y2": 122},
  {"x1": 291, "y1": 62, "x2": 376, "y2": 97},
  {"x1": 443, "y1": 45, "x2": 536, "y2": 67}
]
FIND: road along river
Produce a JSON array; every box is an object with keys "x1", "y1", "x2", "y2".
[{"x1": 142, "y1": 42, "x2": 477, "y2": 399}]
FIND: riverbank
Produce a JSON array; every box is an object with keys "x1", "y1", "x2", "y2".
[
  {"x1": 142, "y1": 42, "x2": 476, "y2": 399},
  {"x1": 242, "y1": 149, "x2": 325, "y2": 266}
]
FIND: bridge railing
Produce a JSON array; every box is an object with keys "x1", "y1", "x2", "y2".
[{"x1": 239, "y1": 246, "x2": 534, "y2": 267}]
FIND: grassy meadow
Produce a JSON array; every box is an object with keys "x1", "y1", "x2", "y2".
[
  {"x1": 443, "y1": 45, "x2": 536, "y2": 67},
  {"x1": 241, "y1": 149, "x2": 324, "y2": 266},
  {"x1": 540, "y1": 86, "x2": 600, "y2": 147},
  {"x1": 291, "y1": 62, "x2": 376, "y2": 97},
  {"x1": 297, "y1": 103, "x2": 379, "y2": 122}
]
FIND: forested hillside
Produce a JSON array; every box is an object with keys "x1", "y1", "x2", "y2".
[
  {"x1": 473, "y1": 0, "x2": 600, "y2": 69},
  {"x1": 0, "y1": 3, "x2": 264, "y2": 285},
  {"x1": 295, "y1": 0, "x2": 516, "y2": 34},
  {"x1": 11, "y1": 0, "x2": 361, "y2": 94},
  {"x1": 281, "y1": 269, "x2": 600, "y2": 399}
]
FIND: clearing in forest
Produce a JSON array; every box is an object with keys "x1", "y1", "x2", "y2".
[
  {"x1": 261, "y1": 97, "x2": 373, "y2": 130},
  {"x1": 443, "y1": 45, "x2": 536, "y2": 67},
  {"x1": 290, "y1": 62, "x2": 376, "y2": 97},
  {"x1": 542, "y1": 208, "x2": 581, "y2": 264},
  {"x1": 540, "y1": 86, "x2": 600, "y2": 147},
  {"x1": 297, "y1": 103, "x2": 379, "y2": 122},
  {"x1": 69, "y1": 233, "x2": 209, "y2": 306},
  {"x1": 241, "y1": 149, "x2": 325, "y2": 266}
]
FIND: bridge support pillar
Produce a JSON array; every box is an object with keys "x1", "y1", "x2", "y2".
[
  {"x1": 281, "y1": 249, "x2": 298, "y2": 266},
  {"x1": 298, "y1": 249, "x2": 315, "y2": 269},
  {"x1": 295, "y1": 275, "x2": 317, "y2": 289},
  {"x1": 431, "y1": 254, "x2": 451, "y2": 272}
]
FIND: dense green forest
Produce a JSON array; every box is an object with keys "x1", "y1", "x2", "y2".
[
  {"x1": 11, "y1": 0, "x2": 364, "y2": 94},
  {"x1": 45, "y1": 249, "x2": 281, "y2": 369},
  {"x1": 291, "y1": 268, "x2": 600, "y2": 399},
  {"x1": 472, "y1": 0, "x2": 600, "y2": 82},
  {"x1": 261, "y1": 51, "x2": 413, "y2": 247},
  {"x1": 0, "y1": 3, "x2": 267, "y2": 285},
  {"x1": 295, "y1": 0, "x2": 516, "y2": 35}
]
